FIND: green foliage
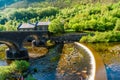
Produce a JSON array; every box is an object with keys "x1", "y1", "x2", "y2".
[
  {"x1": 0, "y1": 17, "x2": 8, "y2": 25},
  {"x1": 0, "y1": 25, "x2": 6, "y2": 31},
  {"x1": 85, "y1": 19, "x2": 97, "y2": 31},
  {"x1": 112, "y1": 9, "x2": 120, "y2": 18},
  {"x1": 0, "y1": 66, "x2": 11, "y2": 80},
  {"x1": 11, "y1": 60, "x2": 30, "y2": 72},
  {"x1": 80, "y1": 31, "x2": 120, "y2": 43},
  {"x1": 9, "y1": 7, "x2": 59, "y2": 21},
  {"x1": 0, "y1": 0, "x2": 119, "y2": 32},
  {"x1": 72, "y1": 23, "x2": 81, "y2": 32},
  {"x1": 0, "y1": 60, "x2": 30, "y2": 80},
  {"x1": 89, "y1": 7, "x2": 101, "y2": 15},
  {"x1": 25, "y1": 75, "x2": 36, "y2": 80},
  {"x1": 49, "y1": 18, "x2": 64, "y2": 33},
  {"x1": 114, "y1": 19, "x2": 120, "y2": 31}
]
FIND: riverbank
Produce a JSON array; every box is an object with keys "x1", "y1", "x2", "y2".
[
  {"x1": 26, "y1": 42, "x2": 94, "y2": 80},
  {"x1": 0, "y1": 42, "x2": 120, "y2": 80}
]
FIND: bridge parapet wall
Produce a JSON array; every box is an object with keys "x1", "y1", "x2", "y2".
[
  {"x1": 0, "y1": 31, "x2": 87, "y2": 60},
  {"x1": 0, "y1": 31, "x2": 49, "y2": 60},
  {"x1": 0, "y1": 31, "x2": 49, "y2": 48},
  {"x1": 50, "y1": 33, "x2": 87, "y2": 43}
]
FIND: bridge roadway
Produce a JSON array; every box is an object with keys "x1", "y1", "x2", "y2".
[
  {"x1": 50, "y1": 33, "x2": 87, "y2": 43},
  {"x1": 0, "y1": 31, "x2": 87, "y2": 60}
]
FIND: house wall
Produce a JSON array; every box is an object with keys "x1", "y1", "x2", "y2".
[{"x1": 37, "y1": 25, "x2": 48, "y2": 31}]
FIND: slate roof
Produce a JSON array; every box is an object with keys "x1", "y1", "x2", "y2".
[
  {"x1": 18, "y1": 23, "x2": 35, "y2": 29},
  {"x1": 37, "y1": 22, "x2": 50, "y2": 26},
  {"x1": 18, "y1": 22, "x2": 50, "y2": 29}
]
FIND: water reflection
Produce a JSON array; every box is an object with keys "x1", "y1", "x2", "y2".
[
  {"x1": 0, "y1": 60, "x2": 7, "y2": 66},
  {"x1": 0, "y1": 44, "x2": 7, "y2": 66},
  {"x1": 0, "y1": 42, "x2": 120, "y2": 80},
  {"x1": 87, "y1": 43, "x2": 120, "y2": 80}
]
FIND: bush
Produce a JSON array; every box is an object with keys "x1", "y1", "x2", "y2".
[
  {"x1": 80, "y1": 31, "x2": 120, "y2": 43},
  {"x1": 85, "y1": 19, "x2": 97, "y2": 31},
  {"x1": 89, "y1": 7, "x2": 101, "y2": 15},
  {"x1": 49, "y1": 18, "x2": 64, "y2": 33},
  {"x1": 11, "y1": 60, "x2": 30, "y2": 72},
  {"x1": 112, "y1": 9, "x2": 120, "y2": 18},
  {"x1": 0, "y1": 60, "x2": 30, "y2": 80},
  {"x1": 0, "y1": 17, "x2": 8, "y2": 25},
  {"x1": 0, "y1": 66, "x2": 11, "y2": 80},
  {"x1": 9, "y1": 7, "x2": 59, "y2": 21},
  {"x1": 0, "y1": 25, "x2": 6, "y2": 31},
  {"x1": 114, "y1": 19, "x2": 120, "y2": 31}
]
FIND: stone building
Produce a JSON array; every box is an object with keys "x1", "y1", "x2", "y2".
[{"x1": 17, "y1": 22, "x2": 50, "y2": 31}]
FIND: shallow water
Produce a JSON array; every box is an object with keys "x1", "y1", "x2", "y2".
[
  {"x1": 0, "y1": 60, "x2": 7, "y2": 66},
  {"x1": 86, "y1": 42, "x2": 120, "y2": 80},
  {"x1": 0, "y1": 42, "x2": 120, "y2": 80}
]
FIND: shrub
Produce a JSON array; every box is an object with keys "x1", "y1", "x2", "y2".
[
  {"x1": 9, "y1": 7, "x2": 59, "y2": 21},
  {"x1": 80, "y1": 31, "x2": 120, "y2": 43},
  {"x1": 0, "y1": 60, "x2": 30, "y2": 80},
  {"x1": 89, "y1": 7, "x2": 101, "y2": 15},
  {"x1": 112, "y1": 9, "x2": 120, "y2": 18},
  {"x1": 114, "y1": 19, "x2": 120, "y2": 31},
  {"x1": 11, "y1": 60, "x2": 30, "y2": 72},
  {"x1": 85, "y1": 19, "x2": 97, "y2": 31},
  {"x1": 0, "y1": 25, "x2": 6, "y2": 31},
  {"x1": 49, "y1": 18, "x2": 64, "y2": 33}
]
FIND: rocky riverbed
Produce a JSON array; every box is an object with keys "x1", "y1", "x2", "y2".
[
  {"x1": 27, "y1": 43, "x2": 90, "y2": 80},
  {"x1": 1, "y1": 42, "x2": 120, "y2": 80},
  {"x1": 28, "y1": 44, "x2": 63, "y2": 80}
]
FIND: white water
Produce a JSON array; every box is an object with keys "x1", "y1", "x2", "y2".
[{"x1": 74, "y1": 42, "x2": 96, "y2": 80}]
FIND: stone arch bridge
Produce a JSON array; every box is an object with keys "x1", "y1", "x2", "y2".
[{"x1": 0, "y1": 31, "x2": 87, "y2": 60}]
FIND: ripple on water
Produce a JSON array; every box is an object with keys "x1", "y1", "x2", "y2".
[
  {"x1": 32, "y1": 72, "x2": 55, "y2": 80},
  {"x1": 106, "y1": 63, "x2": 120, "y2": 80}
]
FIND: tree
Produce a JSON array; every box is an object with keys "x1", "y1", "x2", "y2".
[
  {"x1": 0, "y1": 25, "x2": 6, "y2": 31},
  {"x1": 114, "y1": 19, "x2": 120, "y2": 31},
  {"x1": 49, "y1": 18, "x2": 64, "y2": 33}
]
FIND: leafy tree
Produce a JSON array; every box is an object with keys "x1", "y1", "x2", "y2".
[
  {"x1": 114, "y1": 19, "x2": 120, "y2": 31},
  {"x1": 49, "y1": 18, "x2": 64, "y2": 33},
  {"x1": 0, "y1": 17, "x2": 8, "y2": 25},
  {"x1": 89, "y1": 7, "x2": 101, "y2": 15},
  {"x1": 0, "y1": 25, "x2": 6, "y2": 31},
  {"x1": 85, "y1": 19, "x2": 97, "y2": 31}
]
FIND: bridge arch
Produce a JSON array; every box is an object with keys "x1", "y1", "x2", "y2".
[
  {"x1": 23, "y1": 35, "x2": 39, "y2": 41},
  {"x1": 22, "y1": 34, "x2": 41, "y2": 47},
  {"x1": 0, "y1": 40, "x2": 19, "y2": 53},
  {"x1": 0, "y1": 31, "x2": 50, "y2": 60},
  {"x1": 22, "y1": 34, "x2": 39, "y2": 44},
  {"x1": 0, "y1": 40, "x2": 29, "y2": 60},
  {"x1": 23, "y1": 34, "x2": 48, "y2": 47}
]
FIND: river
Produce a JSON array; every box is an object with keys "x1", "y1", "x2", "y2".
[
  {"x1": 86, "y1": 42, "x2": 120, "y2": 80},
  {"x1": 0, "y1": 42, "x2": 120, "y2": 80}
]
